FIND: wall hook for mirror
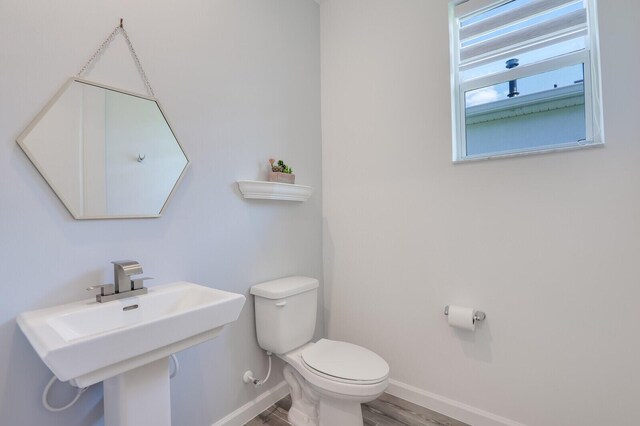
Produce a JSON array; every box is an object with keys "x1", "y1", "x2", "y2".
[
  {"x1": 119, "y1": 18, "x2": 123, "y2": 28},
  {"x1": 137, "y1": 154, "x2": 146, "y2": 163}
]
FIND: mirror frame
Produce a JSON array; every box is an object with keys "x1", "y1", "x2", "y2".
[{"x1": 16, "y1": 78, "x2": 191, "y2": 219}]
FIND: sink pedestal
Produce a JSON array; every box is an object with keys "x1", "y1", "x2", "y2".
[{"x1": 103, "y1": 357, "x2": 171, "y2": 426}]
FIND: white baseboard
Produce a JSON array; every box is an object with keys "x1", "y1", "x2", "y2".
[
  {"x1": 386, "y1": 379, "x2": 528, "y2": 426},
  {"x1": 211, "y1": 381, "x2": 289, "y2": 426},
  {"x1": 210, "y1": 377, "x2": 525, "y2": 426}
]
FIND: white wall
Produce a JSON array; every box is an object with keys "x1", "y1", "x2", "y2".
[
  {"x1": 0, "y1": 1, "x2": 322, "y2": 425},
  {"x1": 321, "y1": 1, "x2": 640, "y2": 425}
]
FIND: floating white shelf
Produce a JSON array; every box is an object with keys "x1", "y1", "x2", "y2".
[{"x1": 237, "y1": 180, "x2": 313, "y2": 202}]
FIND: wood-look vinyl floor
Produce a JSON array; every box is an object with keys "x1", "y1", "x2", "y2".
[{"x1": 244, "y1": 393, "x2": 470, "y2": 426}]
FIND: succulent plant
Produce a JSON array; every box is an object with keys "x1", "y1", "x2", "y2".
[{"x1": 269, "y1": 158, "x2": 293, "y2": 174}]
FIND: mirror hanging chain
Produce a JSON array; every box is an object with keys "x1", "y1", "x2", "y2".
[{"x1": 76, "y1": 18, "x2": 156, "y2": 98}]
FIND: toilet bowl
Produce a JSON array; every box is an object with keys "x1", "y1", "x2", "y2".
[
  {"x1": 280, "y1": 340, "x2": 388, "y2": 426},
  {"x1": 250, "y1": 276, "x2": 389, "y2": 426}
]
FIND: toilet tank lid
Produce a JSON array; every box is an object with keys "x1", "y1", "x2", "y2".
[{"x1": 250, "y1": 276, "x2": 319, "y2": 299}]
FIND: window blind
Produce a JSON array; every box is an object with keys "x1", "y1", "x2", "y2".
[{"x1": 457, "y1": 0, "x2": 588, "y2": 66}]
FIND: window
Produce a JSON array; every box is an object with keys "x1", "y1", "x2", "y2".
[{"x1": 448, "y1": 0, "x2": 604, "y2": 161}]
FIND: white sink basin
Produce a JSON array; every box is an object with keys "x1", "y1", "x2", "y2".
[{"x1": 17, "y1": 281, "x2": 245, "y2": 388}]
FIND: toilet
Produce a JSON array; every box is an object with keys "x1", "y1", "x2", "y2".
[{"x1": 250, "y1": 276, "x2": 389, "y2": 426}]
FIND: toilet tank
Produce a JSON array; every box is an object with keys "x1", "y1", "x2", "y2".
[{"x1": 250, "y1": 276, "x2": 319, "y2": 354}]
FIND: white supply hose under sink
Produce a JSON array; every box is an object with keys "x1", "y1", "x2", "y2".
[{"x1": 42, "y1": 354, "x2": 180, "y2": 412}]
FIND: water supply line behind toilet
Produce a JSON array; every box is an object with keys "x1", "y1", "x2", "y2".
[{"x1": 243, "y1": 351, "x2": 273, "y2": 387}]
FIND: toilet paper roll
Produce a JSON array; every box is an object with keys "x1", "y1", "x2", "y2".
[{"x1": 447, "y1": 305, "x2": 476, "y2": 331}]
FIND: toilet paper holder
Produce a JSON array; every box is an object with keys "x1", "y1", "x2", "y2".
[{"x1": 444, "y1": 305, "x2": 486, "y2": 322}]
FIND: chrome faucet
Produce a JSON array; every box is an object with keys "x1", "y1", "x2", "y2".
[
  {"x1": 113, "y1": 260, "x2": 143, "y2": 293},
  {"x1": 87, "y1": 260, "x2": 152, "y2": 303}
]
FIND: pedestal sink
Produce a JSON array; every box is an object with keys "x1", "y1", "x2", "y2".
[{"x1": 17, "y1": 281, "x2": 245, "y2": 426}]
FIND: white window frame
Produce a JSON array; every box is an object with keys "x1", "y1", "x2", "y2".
[{"x1": 449, "y1": 0, "x2": 605, "y2": 162}]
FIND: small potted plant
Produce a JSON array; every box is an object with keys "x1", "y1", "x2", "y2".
[{"x1": 268, "y1": 158, "x2": 295, "y2": 184}]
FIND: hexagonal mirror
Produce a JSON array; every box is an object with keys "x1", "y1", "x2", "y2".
[{"x1": 17, "y1": 78, "x2": 190, "y2": 219}]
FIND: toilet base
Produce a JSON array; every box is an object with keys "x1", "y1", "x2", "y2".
[
  {"x1": 282, "y1": 363, "x2": 377, "y2": 426},
  {"x1": 318, "y1": 397, "x2": 363, "y2": 426},
  {"x1": 283, "y1": 364, "x2": 319, "y2": 426}
]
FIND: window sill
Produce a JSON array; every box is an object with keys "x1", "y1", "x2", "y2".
[{"x1": 453, "y1": 140, "x2": 604, "y2": 164}]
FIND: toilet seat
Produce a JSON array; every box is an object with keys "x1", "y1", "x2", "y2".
[
  {"x1": 301, "y1": 339, "x2": 389, "y2": 385},
  {"x1": 280, "y1": 342, "x2": 389, "y2": 399}
]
